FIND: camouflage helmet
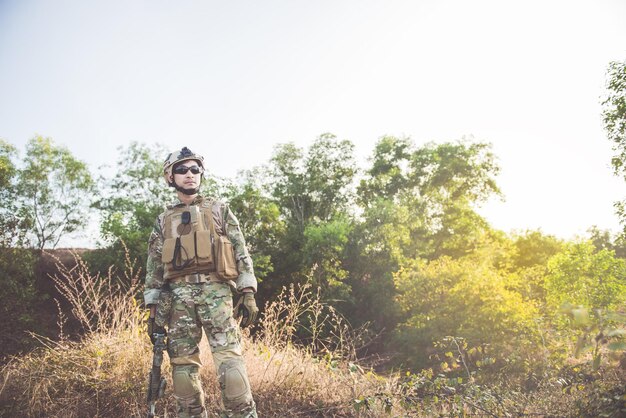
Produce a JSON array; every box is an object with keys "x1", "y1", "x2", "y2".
[{"x1": 163, "y1": 146, "x2": 204, "y2": 188}]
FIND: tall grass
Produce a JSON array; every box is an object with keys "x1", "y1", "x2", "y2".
[
  {"x1": 0, "y1": 253, "x2": 398, "y2": 417},
  {"x1": 248, "y1": 283, "x2": 395, "y2": 416},
  {"x1": 0, "y1": 252, "x2": 623, "y2": 417},
  {"x1": 0, "y1": 250, "x2": 154, "y2": 416}
]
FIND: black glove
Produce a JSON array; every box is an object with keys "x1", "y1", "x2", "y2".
[
  {"x1": 234, "y1": 293, "x2": 259, "y2": 328},
  {"x1": 147, "y1": 316, "x2": 167, "y2": 345}
]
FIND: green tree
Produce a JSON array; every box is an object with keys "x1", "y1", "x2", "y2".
[
  {"x1": 347, "y1": 137, "x2": 501, "y2": 331},
  {"x1": 410, "y1": 140, "x2": 501, "y2": 258},
  {"x1": 0, "y1": 140, "x2": 31, "y2": 246},
  {"x1": 223, "y1": 169, "x2": 286, "y2": 284},
  {"x1": 16, "y1": 136, "x2": 94, "y2": 249},
  {"x1": 265, "y1": 134, "x2": 357, "y2": 298},
  {"x1": 350, "y1": 137, "x2": 424, "y2": 328},
  {"x1": 0, "y1": 139, "x2": 38, "y2": 355},
  {"x1": 1, "y1": 137, "x2": 93, "y2": 353},
  {"x1": 357, "y1": 136, "x2": 413, "y2": 203},
  {"x1": 303, "y1": 216, "x2": 353, "y2": 303},
  {"x1": 511, "y1": 230, "x2": 563, "y2": 269},
  {"x1": 357, "y1": 137, "x2": 501, "y2": 261},
  {"x1": 545, "y1": 241, "x2": 626, "y2": 315},
  {"x1": 602, "y1": 60, "x2": 626, "y2": 178},
  {"x1": 91, "y1": 142, "x2": 171, "y2": 271},
  {"x1": 346, "y1": 198, "x2": 412, "y2": 329},
  {"x1": 0, "y1": 139, "x2": 15, "y2": 189},
  {"x1": 269, "y1": 133, "x2": 356, "y2": 229},
  {"x1": 505, "y1": 230, "x2": 563, "y2": 305},
  {"x1": 602, "y1": 60, "x2": 626, "y2": 230}
]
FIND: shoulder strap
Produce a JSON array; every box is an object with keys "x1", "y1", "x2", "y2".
[
  {"x1": 162, "y1": 207, "x2": 175, "y2": 239},
  {"x1": 204, "y1": 199, "x2": 218, "y2": 237}
]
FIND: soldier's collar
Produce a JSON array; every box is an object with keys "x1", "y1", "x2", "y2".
[{"x1": 167, "y1": 195, "x2": 205, "y2": 209}]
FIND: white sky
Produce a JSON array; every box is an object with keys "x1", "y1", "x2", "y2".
[{"x1": 1, "y1": 0, "x2": 625, "y2": 245}]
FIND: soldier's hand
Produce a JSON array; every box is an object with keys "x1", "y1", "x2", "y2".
[
  {"x1": 147, "y1": 316, "x2": 166, "y2": 345},
  {"x1": 234, "y1": 293, "x2": 258, "y2": 328}
]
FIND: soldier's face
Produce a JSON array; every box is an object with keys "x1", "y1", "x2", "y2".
[{"x1": 172, "y1": 159, "x2": 203, "y2": 190}]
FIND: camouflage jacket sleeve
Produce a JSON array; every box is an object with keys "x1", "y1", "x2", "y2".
[
  {"x1": 144, "y1": 213, "x2": 165, "y2": 306},
  {"x1": 222, "y1": 204, "x2": 257, "y2": 293}
]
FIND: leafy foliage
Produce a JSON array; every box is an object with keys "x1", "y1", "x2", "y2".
[
  {"x1": 223, "y1": 170, "x2": 285, "y2": 283},
  {"x1": 0, "y1": 143, "x2": 34, "y2": 351},
  {"x1": 0, "y1": 140, "x2": 31, "y2": 247},
  {"x1": 16, "y1": 136, "x2": 94, "y2": 249},
  {"x1": 269, "y1": 133, "x2": 357, "y2": 229},
  {"x1": 602, "y1": 60, "x2": 626, "y2": 178},
  {"x1": 0, "y1": 139, "x2": 16, "y2": 189},
  {"x1": 545, "y1": 241, "x2": 626, "y2": 314},
  {"x1": 303, "y1": 216, "x2": 353, "y2": 302},
  {"x1": 0, "y1": 245, "x2": 37, "y2": 356},
  {"x1": 90, "y1": 142, "x2": 171, "y2": 271},
  {"x1": 505, "y1": 230, "x2": 564, "y2": 305},
  {"x1": 602, "y1": 60, "x2": 626, "y2": 235},
  {"x1": 394, "y1": 244, "x2": 542, "y2": 372},
  {"x1": 346, "y1": 137, "x2": 502, "y2": 335},
  {"x1": 261, "y1": 133, "x2": 358, "y2": 300}
]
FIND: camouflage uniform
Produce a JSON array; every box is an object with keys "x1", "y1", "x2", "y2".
[{"x1": 145, "y1": 196, "x2": 257, "y2": 418}]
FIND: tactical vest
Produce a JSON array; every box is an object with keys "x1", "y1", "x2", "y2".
[{"x1": 161, "y1": 199, "x2": 239, "y2": 281}]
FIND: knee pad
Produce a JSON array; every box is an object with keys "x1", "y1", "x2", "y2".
[
  {"x1": 173, "y1": 364, "x2": 201, "y2": 398},
  {"x1": 172, "y1": 364, "x2": 205, "y2": 417},
  {"x1": 218, "y1": 359, "x2": 253, "y2": 408}
]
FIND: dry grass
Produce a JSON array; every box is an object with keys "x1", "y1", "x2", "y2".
[
  {"x1": 0, "y1": 252, "x2": 623, "y2": 417},
  {"x1": 47, "y1": 248, "x2": 142, "y2": 337},
  {"x1": 244, "y1": 284, "x2": 398, "y2": 417},
  {"x1": 0, "y1": 249, "x2": 157, "y2": 417},
  {"x1": 0, "y1": 329, "x2": 156, "y2": 417},
  {"x1": 0, "y1": 254, "x2": 403, "y2": 417}
]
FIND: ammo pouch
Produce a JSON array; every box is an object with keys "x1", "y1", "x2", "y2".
[
  {"x1": 161, "y1": 230, "x2": 214, "y2": 273},
  {"x1": 161, "y1": 200, "x2": 239, "y2": 281},
  {"x1": 215, "y1": 234, "x2": 238, "y2": 280},
  {"x1": 208, "y1": 205, "x2": 238, "y2": 280}
]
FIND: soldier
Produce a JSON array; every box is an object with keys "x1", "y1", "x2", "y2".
[{"x1": 145, "y1": 147, "x2": 259, "y2": 418}]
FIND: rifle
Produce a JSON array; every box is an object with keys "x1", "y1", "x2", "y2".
[{"x1": 147, "y1": 332, "x2": 167, "y2": 418}]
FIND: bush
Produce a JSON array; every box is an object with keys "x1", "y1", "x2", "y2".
[
  {"x1": 394, "y1": 254, "x2": 544, "y2": 375},
  {"x1": 0, "y1": 247, "x2": 38, "y2": 358}
]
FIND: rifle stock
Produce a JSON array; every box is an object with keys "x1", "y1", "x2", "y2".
[{"x1": 147, "y1": 332, "x2": 167, "y2": 418}]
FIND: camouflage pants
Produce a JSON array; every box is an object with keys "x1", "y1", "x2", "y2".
[{"x1": 160, "y1": 281, "x2": 257, "y2": 418}]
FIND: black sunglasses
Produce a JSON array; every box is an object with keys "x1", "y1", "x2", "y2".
[{"x1": 173, "y1": 165, "x2": 203, "y2": 175}]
